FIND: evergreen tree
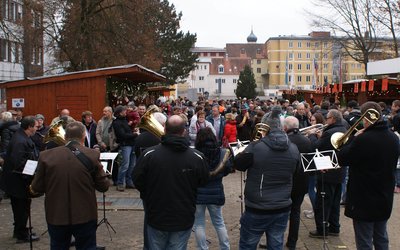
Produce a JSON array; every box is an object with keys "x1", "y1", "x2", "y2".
[{"x1": 236, "y1": 65, "x2": 257, "y2": 99}]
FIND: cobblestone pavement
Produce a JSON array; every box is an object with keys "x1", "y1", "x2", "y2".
[{"x1": 1, "y1": 172, "x2": 399, "y2": 249}]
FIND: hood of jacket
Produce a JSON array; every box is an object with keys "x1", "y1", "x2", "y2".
[
  {"x1": 161, "y1": 134, "x2": 190, "y2": 152},
  {"x1": 261, "y1": 128, "x2": 290, "y2": 151}
]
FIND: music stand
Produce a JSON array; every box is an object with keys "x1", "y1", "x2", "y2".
[
  {"x1": 301, "y1": 149, "x2": 340, "y2": 250},
  {"x1": 22, "y1": 160, "x2": 38, "y2": 250},
  {"x1": 98, "y1": 153, "x2": 119, "y2": 240}
]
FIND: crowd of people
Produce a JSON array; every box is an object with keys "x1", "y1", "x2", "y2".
[{"x1": 0, "y1": 95, "x2": 399, "y2": 250}]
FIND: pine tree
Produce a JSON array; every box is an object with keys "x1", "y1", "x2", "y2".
[{"x1": 235, "y1": 65, "x2": 257, "y2": 99}]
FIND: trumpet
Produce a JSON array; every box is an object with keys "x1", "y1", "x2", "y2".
[
  {"x1": 299, "y1": 124, "x2": 327, "y2": 135},
  {"x1": 331, "y1": 108, "x2": 380, "y2": 150}
]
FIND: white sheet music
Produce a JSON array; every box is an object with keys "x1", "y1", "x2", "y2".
[
  {"x1": 22, "y1": 160, "x2": 38, "y2": 175},
  {"x1": 100, "y1": 152, "x2": 118, "y2": 160},
  {"x1": 300, "y1": 149, "x2": 339, "y2": 172},
  {"x1": 100, "y1": 161, "x2": 108, "y2": 173}
]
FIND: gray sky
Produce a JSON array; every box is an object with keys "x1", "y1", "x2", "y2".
[{"x1": 170, "y1": 0, "x2": 314, "y2": 48}]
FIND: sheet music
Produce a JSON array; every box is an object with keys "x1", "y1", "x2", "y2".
[
  {"x1": 100, "y1": 161, "x2": 108, "y2": 173},
  {"x1": 100, "y1": 152, "x2": 118, "y2": 160},
  {"x1": 300, "y1": 149, "x2": 339, "y2": 172},
  {"x1": 22, "y1": 160, "x2": 38, "y2": 175},
  {"x1": 314, "y1": 156, "x2": 335, "y2": 170}
]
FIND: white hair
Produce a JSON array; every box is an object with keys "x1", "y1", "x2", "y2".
[
  {"x1": 153, "y1": 112, "x2": 167, "y2": 126},
  {"x1": 284, "y1": 116, "x2": 299, "y2": 130}
]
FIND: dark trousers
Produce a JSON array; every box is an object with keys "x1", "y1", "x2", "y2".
[
  {"x1": 286, "y1": 193, "x2": 305, "y2": 248},
  {"x1": 47, "y1": 220, "x2": 97, "y2": 250},
  {"x1": 10, "y1": 196, "x2": 31, "y2": 239},
  {"x1": 353, "y1": 220, "x2": 389, "y2": 250},
  {"x1": 314, "y1": 181, "x2": 342, "y2": 234}
]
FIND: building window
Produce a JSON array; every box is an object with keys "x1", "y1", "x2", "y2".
[
  {"x1": 306, "y1": 53, "x2": 310, "y2": 59},
  {"x1": 297, "y1": 53, "x2": 302, "y2": 59},
  {"x1": 315, "y1": 42, "x2": 319, "y2": 48},
  {"x1": 240, "y1": 48, "x2": 245, "y2": 54},
  {"x1": 257, "y1": 48, "x2": 261, "y2": 54},
  {"x1": 324, "y1": 76, "x2": 328, "y2": 83},
  {"x1": 257, "y1": 68, "x2": 261, "y2": 73},
  {"x1": 289, "y1": 64, "x2": 293, "y2": 70},
  {"x1": 323, "y1": 63, "x2": 328, "y2": 70},
  {"x1": 218, "y1": 64, "x2": 224, "y2": 73},
  {"x1": 289, "y1": 41, "x2": 293, "y2": 48},
  {"x1": 357, "y1": 63, "x2": 361, "y2": 69},
  {"x1": 198, "y1": 88, "x2": 204, "y2": 93},
  {"x1": 204, "y1": 65, "x2": 207, "y2": 70},
  {"x1": 324, "y1": 42, "x2": 328, "y2": 48},
  {"x1": 199, "y1": 76, "x2": 204, "y2": 80},
  {"x1": 289, "y1": 52, "x2": 293, "y2": 59},
  {"x1": 315, "y1": 53, "x2": 319, "y2": 59},
  {"x1": 306, "y1": 64, "x2": 311, "y2": 70},
  {"x1": 323, "y1": 53, "x2": 328, "y2": 59},
  {"x1": 298, "y1": 41, "x2": 302, "y2": 48},
  {"x1": 306, "y1": 75, "x2": 311, "y2": 82},
  {"x1": 210, "y1": 52, "x2": 216, "y2": 56},
  {"x1": 233, "y1": 79, "x2": 237, "y2": 84},
  {"x1": 257, "y1": 59, "x2": 261, "y2": 64},
  {"x1": 297, "y1": 76, "x2": 302, "y2": 82},
  {"x1": 289, "y1": 75, "x2": 292, "y2": 82},
  {"x1": 1, "y1": 39, "x2": 9, "y2": 61},
  {"x1": 10, "y1": 42, "x2": 15, "y2": 62},
  {"x1": 297, "y1": 64, "x2": 302, "y2": 70},
  {"x1": 2, "y1": 0, "x2": 9, "y2": 19},
  {"x1": 306, "y1": 42, "x2": 311, "y2": 48}
]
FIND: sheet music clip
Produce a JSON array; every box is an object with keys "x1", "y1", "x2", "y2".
[{"x1": 300, "y1": 149, "x2": 339, "y2": 172}]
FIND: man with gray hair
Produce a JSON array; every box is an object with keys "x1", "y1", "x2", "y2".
[
  {"x1": 309, "y1": 109, "x2": 347, "y2": 238},
  {"x1": 234, "y1": 105, "x2": 300, "y2": 249},
  {"x1": 283, "y1": 116, "x2": 314, "y2": 249}
]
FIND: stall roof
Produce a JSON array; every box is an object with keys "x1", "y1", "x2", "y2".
[{"x1": 0, "y1": 64, "x2": 166, "y2": 89}]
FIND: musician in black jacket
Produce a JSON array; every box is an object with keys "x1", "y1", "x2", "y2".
[
  {"x1": 0, "y1": 116, "x2": 40, "y2": 243},
  {"x1": 309, "y1": 109, "x2": 346, "y2": 238},
  {"x1": 338, "y1": 101, "x2": 400, "y2": 250},
  {"x1": 283, "y1": 116, "x2": 314, "y2": 250}
]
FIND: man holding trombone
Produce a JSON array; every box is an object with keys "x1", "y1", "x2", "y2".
[{"x1": 337, "y1": 101, "x2": 400, "y2": 250}]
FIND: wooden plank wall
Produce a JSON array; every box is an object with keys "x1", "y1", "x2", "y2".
[{"x1": 6, "y1": 76, "x2": 107, "y2": 123}]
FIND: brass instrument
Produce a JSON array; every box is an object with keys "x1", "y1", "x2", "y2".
[
  {"x1": 299, "y1": 124, "x2": 327, "y2": 135},
  {"x1": 253, "y1": 123, "x2": 271, "y2": 140},
  {"x1": 209, "y1": 149, "x2": 231, "y2": 177},
  {"x1": 331, "y1": 108, "x2": 380, "y2": 150},
  {"x1": 137, "y1": 106, "x2": 165, "y2": 138},
  {"x1": 44, "y1": 120, "x2": 66, "y2": 146}
]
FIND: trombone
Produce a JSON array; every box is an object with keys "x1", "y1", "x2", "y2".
[
  {"x1": 331, "y1": 108, "x2": 380, "y2": 150},
  {"x1": 299, "y1": 124, "x2": 327, "y2": 135}
]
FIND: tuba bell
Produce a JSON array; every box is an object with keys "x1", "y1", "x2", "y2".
[
  {"x1": 137, "y1": 106, "x2": 165, "y2": 138},
  {"x1": 44, "y1": 120, "x2": 66, "y2": 147}
]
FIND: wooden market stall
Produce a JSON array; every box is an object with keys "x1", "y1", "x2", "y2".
[{"x1": 0, "y1": 64, "x2": 166, "y2": 122}]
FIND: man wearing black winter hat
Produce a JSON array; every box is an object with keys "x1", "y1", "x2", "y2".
[{"x1": 234, "y1": 105, "x2": 301, "y2": 249}]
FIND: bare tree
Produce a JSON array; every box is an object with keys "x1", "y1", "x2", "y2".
[{"x1": 307, "y1": 0, "x2": 382, "y2": 72}]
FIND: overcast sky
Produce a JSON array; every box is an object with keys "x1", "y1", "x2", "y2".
[{"x1": 170, "y1": 0, "x2": 315, "y2": 48}]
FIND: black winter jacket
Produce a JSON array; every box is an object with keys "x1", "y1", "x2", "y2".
[
  {"x1": 235, "y1": 129, "x2": 300, "y2": 213},
  {"x1": 0, "y1": 121, "x2": 20, "y2": 153},
  {"x1": 287, "y1": 129, "x2": 314, "y2": 197},
  {"x1": 133, "y1": 135, "x2": 209, "y2": 231},
  {"x1": 338, "y1": 121, "x2": 400, "y2": 221},
  {"x1": 112, "y1": 116, "x2": 137, "y2": 146}
]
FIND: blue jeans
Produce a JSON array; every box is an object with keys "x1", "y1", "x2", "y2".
[
  {"x1": 341, "y1": 166, "x2": 349, "y2": 202},
  {"x1": 308, "y1": 175, "x2": 316, "y2": 209},
  {"x1": 146, "y1": 224, "x2": 192, "y2": 250},
  {"x1": 353, "y1": 219, "x2": 389, "y2": 250},
  {"x1": 193, "y1": 204, "x2": 230, "y2": 250},
  {"x1": 239, "y1": 210, "x2": 289, "y2": 250},
  {"x1": 395, "y1": 168, "x2": 400, "y2": 187},
  {"x1": 118, "y1": 146, "x2": 135, "y2": 186},
  {"x1": 47, "y1": 220, "x2": 97, "y2": 250}
]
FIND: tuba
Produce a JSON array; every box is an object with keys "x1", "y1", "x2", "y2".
[
  {"x1": 331, "y1": 108, "x2": 380, "y2": 150},
  {"x1": 137, "y1": 106, "x2": 165, "y2": 138},
  {"x1": 44, "y1": 120, "x2": 66, "y2": 147}
]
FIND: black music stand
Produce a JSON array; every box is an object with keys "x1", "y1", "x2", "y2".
[
  {"x1": 97, "y1": 159, "x2": 117, "y2": 240},
  {"x1": 301, "y1": 149, "x2": 340, "y2": 250}
]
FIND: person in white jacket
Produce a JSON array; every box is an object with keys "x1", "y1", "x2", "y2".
[{"x1": 189, "y1": 110, "x2": 216, "y2": 146}]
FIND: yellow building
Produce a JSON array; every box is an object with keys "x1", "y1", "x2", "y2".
[{"x1": 265, "y1": 32, "x2": 369, "y2": 90}]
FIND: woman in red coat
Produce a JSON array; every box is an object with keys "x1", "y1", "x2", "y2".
[{"x1": 222, "y1": 113, "x2": 237, "y2": 147}]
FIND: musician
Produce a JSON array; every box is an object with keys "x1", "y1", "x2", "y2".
[
  {"x1": 283, "y1": 116, "x2": 314, "y2": 250},
  {"x1": 193, "y1": 128, "x2": 231, "y2": 250},
  {"x1": 133, "y1": 115, "x2": 209, "y2": 249},
  {"x1": 134, "y1": 112, "x2": 166, "y2": 158},
  {"x1": 234, "y1": 106, "x2": 300, "y2": 249},
  {"x1": 30, "y1": 122, "x2": 110, "y2": 249},
  {"x1": 0, "y1": 116, "x2": 40, "y2": 243},
  {"x1": 309, "y1": 109, "x2": 346, "y2": 238},
  {"x1": 337, "y1": 102, "x2": 400, "y2": 250}
]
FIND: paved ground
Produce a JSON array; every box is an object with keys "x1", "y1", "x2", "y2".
[{"x1": 1, "y1": 171, "x2": 400, "y2": 249}]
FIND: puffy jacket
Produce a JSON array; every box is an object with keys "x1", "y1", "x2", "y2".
[
  {"x1": 235, "y1": 129, "x2": 300, "y2": 212},
  {"x1": 223, "y1": 120, "x2": 237, "y2": 143}
]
